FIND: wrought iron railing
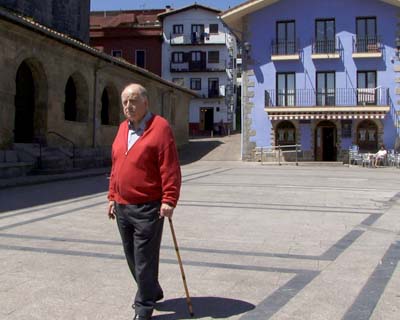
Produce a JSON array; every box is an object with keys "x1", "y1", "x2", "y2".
[
  {"x1": 312, "y1": 39, "x2": 339, "y2": 54},
  {"x1": 170, "y1": 33, "x2": 226, "y2": 45},
  {"x1": 170, "y1": 59, "x2": 227, "y2": 72},
  {"x1": 271, "y1": 39, "x2": 299, "y2": 56},
  {"x1": 264, "y1": 87, "x2": 389, "y2": 107},
  {"x1": 208, "y1": 90, "x2": 221, "y2": 98},
  {"x1": 353, "y1": 35, "x2": 382, "y2": 53}
]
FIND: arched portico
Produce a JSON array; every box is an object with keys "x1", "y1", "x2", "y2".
[{"x1": 14, "y1": 58, "x2": 48, "y2": 143}]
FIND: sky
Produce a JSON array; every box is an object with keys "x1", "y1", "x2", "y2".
[{"x1": 90, "y1": 0, "x2": 245, "y2": 11}]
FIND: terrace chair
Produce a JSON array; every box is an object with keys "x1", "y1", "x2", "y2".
[
  {"x1": 387, "y1": 150, "x2": 396, "y2": 167},
  {"x1": 349, "y1": 145, "x2": 362, "y2": 165},
  {"x1": 362, "y1": 153, "x2": 373, "y2": 168}
]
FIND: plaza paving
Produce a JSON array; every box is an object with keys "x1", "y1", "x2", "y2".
[{"x1": 0, "y1": 158, "x2": 400, "y2": 319}]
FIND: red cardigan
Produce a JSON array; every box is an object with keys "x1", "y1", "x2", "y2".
[{"x1": 108, "y1": 115, "x2": 181, "y2": 207}]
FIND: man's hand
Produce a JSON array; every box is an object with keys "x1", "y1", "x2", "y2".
[
  {"x1": 108, "y1": 201, "x2": 115, "y2": 220},
  {"x1": 160, "y1": 203, "x2": 174, "y2": 218}
]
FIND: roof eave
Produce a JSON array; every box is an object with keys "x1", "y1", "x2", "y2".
[
  {"x1": 158, "y1": 4, "x2": 221, "y2": 20},
  {"x1": 220, "y1": 0, "x2": 279, "y2": 40},
  {"x1": 220, "y1": 0, "x2": 400, "y2": 40}
]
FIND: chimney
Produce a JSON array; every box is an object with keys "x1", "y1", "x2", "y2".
[{"x1": 165, "y1": 5, "x2": 172, "y2": 11}]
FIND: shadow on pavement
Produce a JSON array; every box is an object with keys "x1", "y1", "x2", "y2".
[
  {"x1": 153, "y1": 296, "x2": 255, "y2": 319},
  {"x1": 0, "y1": 175, "x2": 109, "y2": 213},
  {"x1": 179, "y1": 140, "x2": 224, "y2": 165}
]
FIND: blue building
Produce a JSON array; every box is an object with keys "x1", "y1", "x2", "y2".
[{"x1": 221, "y1": 0, "x2": 400, "y2": 161}]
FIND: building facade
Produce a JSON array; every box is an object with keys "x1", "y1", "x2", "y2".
[
  {"x1": 222, "y1": 0, "x2": 400, "y2": 161},
  {"x1": 159, "y1": 4, "x2": 238, "y2": 136},
  {"x1": 0, "y1": 7, "x2": 196, "y2": 153},
  {"x1": 0, "y1": 0, "x2": 90, "y2": 43},
  {"x1": 90, "y1": 9, "x2": 165, "y2": 76}
]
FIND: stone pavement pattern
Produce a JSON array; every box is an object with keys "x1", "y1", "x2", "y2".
[{"x1": 0, "y1": 159, "x2": 400, "y2": 319}]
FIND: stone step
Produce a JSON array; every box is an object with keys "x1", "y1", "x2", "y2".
[
  {"x1": 30, "y1": 167, "x2": 83, "y2": 175},
  {"x1": 0, "y1": 162, "x2": 34, "y2": 179}
]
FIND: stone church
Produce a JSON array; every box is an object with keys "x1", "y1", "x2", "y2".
[
  {"x1": 0, "y1": 1, "x2": 195, "y2": 175},
  {"x1": 0, "y1": 0, "x2": 90, "y2": 42}
]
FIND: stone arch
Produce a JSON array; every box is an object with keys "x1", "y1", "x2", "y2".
[
  {"x1": 64, "y1": 72, "x2": 89, "y2": 122},
  {"x1": 275, "y1": 121, "x2": 296, "y2": 146},
  {"x1": 356, "y1": 119, "x2": 379, "y2": 152},
  {"x1": 14, "y1": 57, "x2": 48, "y2": 142},
  {"x1": 100, "y1": 83, "x2": 120, "y2": 126}
]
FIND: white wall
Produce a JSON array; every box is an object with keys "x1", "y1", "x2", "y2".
[{"x1": 161, "y1": 7, "x2": 237, "y2": 127}]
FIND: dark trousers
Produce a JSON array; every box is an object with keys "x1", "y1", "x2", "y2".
[{"x1": 115, "y1": 201, "x2": 164, "y2": 318}]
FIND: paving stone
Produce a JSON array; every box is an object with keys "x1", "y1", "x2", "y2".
[{"x1": 0, "y1": 152, "x2": 399, "y2": 319}]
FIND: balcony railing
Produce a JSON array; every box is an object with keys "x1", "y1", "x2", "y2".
[
  {"x1": 208, "y1": 89, "x2": 221, "y2": 98},
  {"x1": 170, "y1": 32, "x2": 226, "y2": 45},
  {"x1": 264, "y1": 87, "x2": 389, "y2": 107},
  {"x1": 170, "y1": 59, "x2": 227, "y2": 72},
  {"x1": 312, "y1": 38, "x2": 339, "y2": 54},
  {"x1": 271, "y1": 39, "x2": 299, "y2": 56},
  {"x1": 353, "y1": 35, "x2": 382, "y2": 54}
]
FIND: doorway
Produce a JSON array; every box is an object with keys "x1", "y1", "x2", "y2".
[
  {"x1": 200, "y1": 107, "x2": 214, "y2": 131},
  {"x1": 315, "y1": 121, "x2": 337, "y2": 161},
  {"x1": 14, "y1": 62, "x2": 35, "y2": 143}
]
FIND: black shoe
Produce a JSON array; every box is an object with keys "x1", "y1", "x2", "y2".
[
  {"x1": 156, "y1": 290, "x2": 164, "y2": 302},
  {"x1": 133, "y1": 314, "x2": 151, "y2": 320}
]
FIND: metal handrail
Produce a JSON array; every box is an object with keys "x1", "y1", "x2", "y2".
[
  {"x1": 255, "y1": 144, "x2": 301, "y2": 166},
  {"x1": 43, "y1": 131, "x2": 76, "y2": 168}
]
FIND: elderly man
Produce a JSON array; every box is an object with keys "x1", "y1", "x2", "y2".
[{"x1": 107, "y1": 83, "x2": 181, "y2": 320}]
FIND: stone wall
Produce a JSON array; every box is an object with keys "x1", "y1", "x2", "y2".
[
  {"x1": 0, "y1": 15, "x2": 193, "y2": 150},
  {"x1": 0, "y1": 0, "x2": 90, "y2": 43}
]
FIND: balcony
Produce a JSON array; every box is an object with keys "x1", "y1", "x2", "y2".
[
  {"x1": 311, "y1": 39, "x2": 341, "y2": 59},
  {"x1": 265, "y1": 87, "x2": 389, "y2": 107},
  {"x1": 208, "y1": 89, "x2": 222, "y2": 98},
  {"x1": 271, "y1": 39, "x2": 300, "y2": 61},
  {"x1": 264, "y1": 87, "x2": 390, "y2": 120},
  {"x1": 170, "y1": 59, "x2": 227, "y2": 73},
  {"x1": 170, "y1": 32, "x2": 226, "y2": 46},
  {"x1": 352, "y1": 36, "x2": 383, "y2": 58}
]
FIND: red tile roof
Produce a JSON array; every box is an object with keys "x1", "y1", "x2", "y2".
[{"x1": 90, "y1": 9, "x2": 166, "y2": 29}]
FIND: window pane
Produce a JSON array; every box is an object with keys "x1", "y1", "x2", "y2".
[
  {"x1": 367, "y1": 72, "x2": 376, "y2": 88},
  {"x1": 357, "y1": 19, "x2": 365, "y2": 36},
  {"x1": 209, "y1": 24, "x2": 218, "y2": 33},
  {"x1": 317, "y1": 73, "x2": 325, "y2": 91},
  {"x1": 367, "y1": 18, "x2": 376, "y2": 37},
  {"x1": 326, "y1": 21, "x2": 335, "y2": 39},
  {"x1": 327, "y1": 73, "x2": 335, "y2": 90},
  {"x1": 277, "y1": 23, "x2": 286, "y2": 40},
  {"x1": 316, "y1": 21, "x2": 324, "y2": 40},
  {"x1": 277, "y1": 74, "x2": 285, "y2": 91},
  {"x1": 287, "y1": 22, "x2": 295, "y2": 41},
  {"x1": 287, "y1": 74, "x2": 295, "y2": 90},
  {"x1": 358, "y1": 73, "x2": 366, "y2": 87},
  {"x1": 208, "y1": 51, "x2": 219, "y2": 63}
]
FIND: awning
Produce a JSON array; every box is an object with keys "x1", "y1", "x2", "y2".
[{"x1": 268, "y1": 112, "x2": 387, "y2": 121}]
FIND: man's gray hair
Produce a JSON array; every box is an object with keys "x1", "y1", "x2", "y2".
[
  {"x1": 136, "y1": 85, "x2": 148, "y2": 99},
  {"x1": 122, "y1": 83, "x2": 148, "y2": 100}
]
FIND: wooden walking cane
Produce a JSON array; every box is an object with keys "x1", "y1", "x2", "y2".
[{"x1": 168, "y1": 218, "x2": 194, "y2": 317}]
